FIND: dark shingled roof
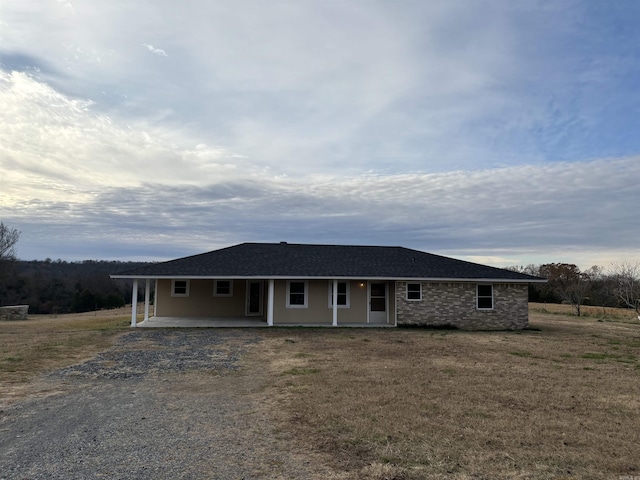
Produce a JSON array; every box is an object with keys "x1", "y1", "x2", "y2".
[{"x1": 112, "y1": 242, "x2": 544, "y2": 282}]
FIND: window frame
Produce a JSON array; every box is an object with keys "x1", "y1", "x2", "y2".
[
  {"x1": 213, "y1": 279, "x2": 233, "y2": 297},
  {"x1": 171, "y1": 279, "x2": 190, "y2": 297},
  {"x1": 286, "y1": 280, "x2": 308, "y2": 308},
  {"x1": 406, "y1": 282, "x2": 422, "y2": 301},
  {"x1": 328, "y1": 281, "x2": 350, "y2": 308},
  {"x1": 476, "y1": 284, "x2": 494, "y2": 310}
]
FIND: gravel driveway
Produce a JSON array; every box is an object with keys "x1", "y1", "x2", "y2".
[{"x1": 0, "y1": 330, "x2": 319, "y2": 480}]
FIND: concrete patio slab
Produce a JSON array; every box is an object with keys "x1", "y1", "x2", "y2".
[
  {"x1": 135, "y1": 317, "x2": 395, "y2": 328},
  {"x1": 137, "y1": 317, "x2": 268, "y2": 328}
]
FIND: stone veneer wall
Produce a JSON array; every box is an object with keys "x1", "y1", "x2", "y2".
[
  {"x1": 0, "y1": 305, "x2": 29, "y2": 321},
  {"x1": 396, "y1": 282, "x2": 528, "y2": 330}
]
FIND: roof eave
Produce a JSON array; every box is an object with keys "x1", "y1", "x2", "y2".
[{"x1": 111, "y1": 274, "x2": 545, "y2": 283}]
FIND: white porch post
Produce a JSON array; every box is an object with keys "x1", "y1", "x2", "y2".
[
  {"x1": 153, "y1": 279, "x2": 158, "y2": 317},
  {"x1": 332, "y1": 279, "x2": 338, "y2": 327},
  {"x1": 144, "y1": 278, "x2": 151, "y2": 323},
  {"x1": 131, "y1": 279, "x2": 138, "y2": 327},
  {"x1": 267, "y1": 279, "x2": 274, "y2": 326}
]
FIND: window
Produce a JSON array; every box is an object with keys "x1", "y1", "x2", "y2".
[
  {"x1": 406, "y1": 283, "x2": 422, "y2": 301},
  {"x1": 214, "y1": 280, "x2": 233, "y2": 297},
  {"x1": 328, "y1": 281, "x2": 350, "y2": 308},
  {"x1": 171, "y1": 279, "x2": 190, "y2": 297},
  {"x1": 477, "y1": 284, "x2": 493, "y2": 309},
  {"x1": 287, "y1": 281, "x2": 308, "y2": 308}
]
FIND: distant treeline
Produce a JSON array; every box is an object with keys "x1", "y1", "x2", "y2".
[
  {"x1": 0, "y1": 259, "x2": 152, "y2": 314},
  {"x1": 509, "y1": 263, "x2": 640, "y2": 316},
  {"x1": 0, "y1": 258, "x2": 638, "y2": 317}
]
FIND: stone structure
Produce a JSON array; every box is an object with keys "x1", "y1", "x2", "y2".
[
  {"x1": 395, "y1": 282, "x2": 528, "y2": 330},
  {"x1": 0, "y1": 305, "x2": 29, "y2": 321}
]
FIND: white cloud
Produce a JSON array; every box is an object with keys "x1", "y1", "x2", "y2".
[
  {"x1": 0, "y1": 71, "x2": 241, "y2": 201},
  {"x1": 0, "y1": 1, "x2": 549, "y2": 173},
  {"x1": 2, "y1": 1, "x2": 640, "y2": 268},
  {"x1": 2, "y1": 70, "x2": 639, "y2": 267},
  {"x1": 142, "y1": 43, "x2": 168, "y2": 57}
]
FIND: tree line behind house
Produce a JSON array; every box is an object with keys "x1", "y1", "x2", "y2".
[
  {"x1": 509, "y1": 263, "x2": 640, "y2": 316},
  {"x1": 0, "y1": 223, "x2": 153, "y2": 314},
  {"x1": 0, "y1": 259, "x2": 151, "y2": 314}
]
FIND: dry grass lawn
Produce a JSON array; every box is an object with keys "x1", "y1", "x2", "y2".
[
  {"x1": 2, "y1": 303, "x2": 639, "y2": 479},
  {"x1": 0, "y1": 307, "x2": 131, "y2": 403},
  {"x1": 259, "y1": 304, "x2": 640, "y2": 479}
]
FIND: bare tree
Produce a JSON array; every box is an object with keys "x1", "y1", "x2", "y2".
[
  {"x1": 582, "y1": 265, "x2": 613, "y2": 313},
  {"x1": 539, "y1": 263, "x2": 592, "y2": 316},
  {"x1": 609, "y1": 262, "x2": 640, "y2": 316},
  {"x1": 0, "y1": 222, "x2": 21, "y2": 261},
  {"x1": 0, "y1": 222, "x2": 21, "y2": 306}
]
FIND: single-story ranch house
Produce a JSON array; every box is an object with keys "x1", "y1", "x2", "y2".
[{"x1": 111, "y1": 242, "x2": 545, "y2": 330}]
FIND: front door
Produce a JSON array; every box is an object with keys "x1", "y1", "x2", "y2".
[
  {"x1": 246, "y1": 280, "x2": 263, "y2": 316},
  {"x1": 369, "y1": 282, "x2": 387, "y2": 323}
]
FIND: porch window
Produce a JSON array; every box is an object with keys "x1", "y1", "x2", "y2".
[
  {"x1": 214, "y1": 280, "x2": 233, "y2": 297},
  {"x1": 171, "y1": 279, "x2": 190, "y2": 297},
  {"x1": 406, "y1": 283, "x2": 422, "y2": 301},
  {"x1": 328, "y1": 281, "x2": 350, "y2": 308},
  {"x1": 477, "y1": 284, "x2": 493, "y2": 310},
  {"x1": 287, "y1": 281, "x2": 308, "y2": 308}
]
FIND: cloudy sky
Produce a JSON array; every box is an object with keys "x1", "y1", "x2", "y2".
[{"x1": 1, "y1": 0, "x2": 639, "y2": 269}]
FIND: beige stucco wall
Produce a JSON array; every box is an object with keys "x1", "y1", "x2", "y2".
[
  {"x1": 271, "y1": 280, "x2": 374, "y2": 324},
  {"x1": 395, "y1": 282, "x2": 528, "y2": 330},
  {"x1": 155, "y1": 279, "x2": 251, "y2": 317},
  {"x1": 345, "y1": 281, "x2": 368, "y2": 323},
  {"x1": 271, "y1": 280, "x2": 394, "y2": 325},
  {"x1": 154, "y1": 278, "x2": 396, "y2": 325},
  {"x1": 388, "y1": 282, "x2": 396, "y2": 325},
  {"x1": 272, "y1": 280, "x2": 330, "y2": 324}
]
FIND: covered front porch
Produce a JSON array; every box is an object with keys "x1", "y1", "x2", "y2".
[
  {"x1": 129, "y1": 277, "x2": 396, "y2": 328},
  {"x1": 129, "y1": 278, "x2": 277, "y2": 328}
]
